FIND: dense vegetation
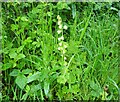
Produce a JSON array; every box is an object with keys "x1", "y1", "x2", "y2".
[{"x1": 0, "y1": 2, "x2": 119, "y2": 101}]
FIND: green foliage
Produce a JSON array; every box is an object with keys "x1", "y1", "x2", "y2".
[{"x1": 1, "y1": 2, "x2": 119, "y2": 101}]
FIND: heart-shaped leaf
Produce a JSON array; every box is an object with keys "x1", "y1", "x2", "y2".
[{"x1": 15, "y1": 74, "x2": 27, "y2": 90}]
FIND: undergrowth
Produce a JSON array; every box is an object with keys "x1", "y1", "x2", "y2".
[{"x1": 0, "y1": 2, "x2": 119, "y2": 101}]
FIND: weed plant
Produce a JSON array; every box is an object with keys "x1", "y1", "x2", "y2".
[{"x1": 0, "y1": 2, "x2": 119, "y2": 101}]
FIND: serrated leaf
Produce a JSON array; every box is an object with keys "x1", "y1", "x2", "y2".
[
  {"x1": 9, "y1": 69, "x2": 20, "y2": 76},
  {"x1": 15, "y1": 74, "x2": 27, "y2": 90},
  {"x1": 22, "y1": 69, "x2": 32, "y2": 75},
  {"x1": 27, "y1": 72, "x2": 41, "y2": 83}
]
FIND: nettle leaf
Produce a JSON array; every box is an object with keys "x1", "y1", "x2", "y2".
[
  {"x1": 15, "y1": 74, "x2": 27, "y2": 90},
  {"x1": 15, "y1": 53, "x2": 25, "y2": 61},
  {"x1": 9, "y1": 69, "x2": 20, "y2": 76},
  {"x1": 44, "y1": 81, "x2": 50, "y2": 97},
  {"x1": 22, "y1": 69, "x2": 32, "y2": 75},
  {"x1": 27, "y1": 72, "x2": 41, "y2": 83}
]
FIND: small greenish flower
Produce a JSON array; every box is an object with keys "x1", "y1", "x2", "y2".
[
  {"x1": 57, "y1": 15, "x2": 61, "y2": 20},
  {"x1": 58, "y1": 20, "x2": 62, "y2": 25},
  {"x1": 63, "y1": 49, "x2": 66, "y2": 54},
  {"x1": 57, "y1": 30, "x2": 62, "y2": 34},
  {"x1": 63, "y1": 25, "x2": 68, "y2": 30},
  {"x1": 64, "y1": 57, "x2": 67, "y2": 60},
  {"x1": 58, "y1": 36, "x2": 64, "y2": 41},
  {"x1": 63, "y1": 44, "x2": 67, "y2": 48},
  {"x1": 59, "y1": 24, "x2": 62, "y2": 29},
  {"x1": 59, "y1": 42, "x2": 62, "y2": 46},
  {"x1": 58, "y1": 47, "x2": 63, "y2": 51}
]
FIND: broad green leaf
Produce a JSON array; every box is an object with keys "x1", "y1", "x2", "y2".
[
  {"x1": 71, "y1": 85, "x2": 79, "y2": 94},
  {"x1": 67, "y1": 73, "x2": 76, "y2": 84},
  {"x1": 2, "y1": 62, "x2": 13, "y2": 70},
  {"x1": 57, "y1": 75, "x2": 67, "y2": 84},
  {"x1": 40, "y1": 69, "x2": 49, "y2": 81},
  {"x1": 15, "y1": 53, "x2": 25, "y2": 61},
  {"x1": 9, "y1": 69, "x2": 20, "y2": 76},
  {"x1": 15, "y1": 74, "x2": 27, "y2": 90},
  {"x1": 30, "y1": 84, "x2": 41, "y2": 94},
  {"x1": 17, "y1": 46, "x2": 24, "y2": 53},
  {"x1": 44, "y1": 81, "x2": 50, "y2": 97},
  {"x1": 21, "y1": 16, "x2": 28, "y2": 21},
  {"x1": 90, "y1": 91, "x2": 99, "y2": 97},
  {"x1": 23, "y1": 37, "x2": 32, "y2": 45},
  {"x1": 9, "y1": 51, "x2": 17, "y2": 59},
  {"x1": 22, "y1": 69, "x2": 32, "y2": 75},
  {"x1": 11, "y1": 24, "x2": 19, "y2": 31},
  {"x1": 90, "y1": 81, "x2": 99, "y2": 91},
  {"x1": 27, "y1": 72, "x2": 41, "y2": 83}
]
